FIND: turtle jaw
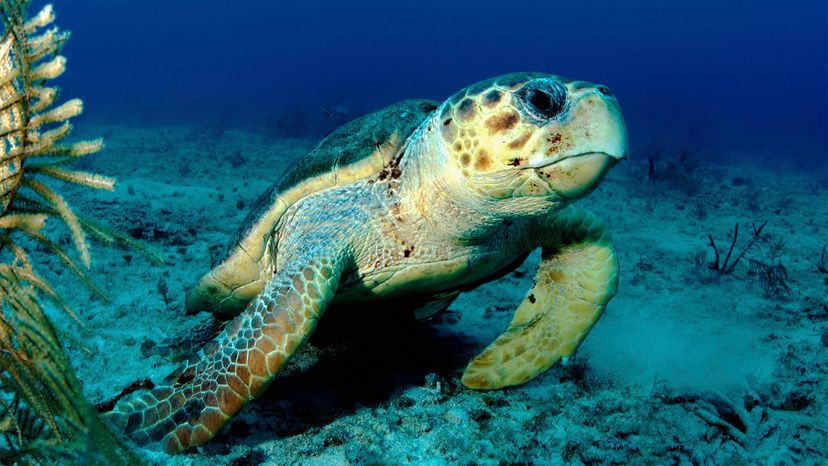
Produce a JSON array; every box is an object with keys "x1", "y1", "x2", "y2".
[
  {"x1": 185, "y1": 268, "x2": 260, "y2": 315},
  {"x1": 528, "y1": 88, "x2": 627, "y2": 199},
  {"x1": 534, "y1": 151, "x2": 620, "y2": 199},
  {"x1": 185, "y1": 273, "x2": 239, "y2": 315}
]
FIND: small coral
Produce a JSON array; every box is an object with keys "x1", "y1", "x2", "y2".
[
  {"x1": 705, "y1": 221, "x2": 767, "y2": 275},
  {"x1": 692, "y1": 390, "x2": 774, "y2": 450},
  {"x1": 748, "y1": 259, "x2": 791, "y2": 298}
]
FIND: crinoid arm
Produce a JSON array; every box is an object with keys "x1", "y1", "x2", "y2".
[
  {"x1": 1, "y1": 0, "x2": 112, "y2": 269},
  {"x1": 0, "y1": 1, "x2": 139, "y2": 463},
  {"x1": 0, "y1": 266, "x2": 140, "y2": 464}
]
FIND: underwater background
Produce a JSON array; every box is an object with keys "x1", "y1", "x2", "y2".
[
  {"x1": 57, "y1": 0, "x2": 827, "y2": 169},
  {"x1": 11, "y1": 0, "x2": 827, "y2": 464}
]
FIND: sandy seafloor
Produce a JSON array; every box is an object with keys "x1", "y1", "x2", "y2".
[{"x1": 36, "y1": 124, "x2": 827, "y2": 465}]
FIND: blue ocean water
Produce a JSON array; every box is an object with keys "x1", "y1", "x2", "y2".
[
  {"x1": 6, "y1": 0, "x2": 825, "y2": 464},
  {"x1": 53, "y1": 0, "x2": 827, "y2": 169}
]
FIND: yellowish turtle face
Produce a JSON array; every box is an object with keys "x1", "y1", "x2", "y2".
[{"x1": 436, "y1": 72, "x2": 627, "y2": 201}]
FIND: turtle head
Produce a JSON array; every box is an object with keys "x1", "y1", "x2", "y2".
[{"x1": 434, "y1": 72, "x2": 627, "y2": 207}]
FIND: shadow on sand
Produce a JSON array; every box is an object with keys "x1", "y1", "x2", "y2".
[{"x1": 204, "y1": 305, "x2": 478, "y2": 453}]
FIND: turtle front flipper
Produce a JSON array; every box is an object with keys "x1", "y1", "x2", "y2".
[
  {"x1": 105, "y1": 249, "x2": 350, "y2": 453},
  {"x1": 462, "y1": 206, "x2": 618, "y2": 389}
]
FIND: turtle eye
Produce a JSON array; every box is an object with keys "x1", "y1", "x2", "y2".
[
  {"x1": 529, "y1": 90, "x2": 553, "y2": 113},
  {"x1": 519, "y1": 81, "x2": 567, "y2": 120}
]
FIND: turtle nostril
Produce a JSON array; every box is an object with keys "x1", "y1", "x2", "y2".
[{"x1": 597, "y1": 86, "x2": 613, "y2": 97}]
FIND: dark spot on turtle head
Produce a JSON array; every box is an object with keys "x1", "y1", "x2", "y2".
[
  {"x1": 439, "y1": 104, "x2": 453, "y2": 122},
  {"x1": 403, "y1": 247, "x2": 412, "y2": 257},
  {"x1": 483, "y1": 90, "x2": 503, "y2": 107},
  {"x1": 390, "y1": 167, "x2": 402, "y2": 179},
  {"x1": 507, "y1": 158, "x2": 521, "y2": 167},
  {"x1": 485, "y1": 110, "x2": 520, "y2": 133},
  {"x1": 528, "y1": 294, "x2": 536, "y2": 304},
  {"x1": 460, "y1": 153, "x2": 471, "y2": 167},
  {"x1": 474, "y1": 150, "x2": 491, "y2": 171},
  {"x1": 507, "y1": 132, "x2": 531, "y2": 150},
  {"x1": 456, "y1": 98, "x2": 477, "y2": 122},
  {"x1": 548, "y1": 134, "x2": 562, "y2": 144},
  {"x1": 441, "y1": 119, "x2": 457, "y2": 142}
]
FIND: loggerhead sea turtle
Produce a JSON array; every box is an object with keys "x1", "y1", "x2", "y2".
[{"x1": 106, "y1": 72, "x2": 628, "y2": 453}]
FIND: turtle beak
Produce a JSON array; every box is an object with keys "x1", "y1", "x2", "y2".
[
  {"x1": 186, "y1": 269, "x2": 250, "y2": 315},
  {"x1": 571, "y1": 87, "x2": 627, "y2": 162},
  {"x1": 536, "y1": 152, "x2": 617, "y2": 198},
  {"x1": 533, "y1": 85, "x2": 627, "y2": 199}
]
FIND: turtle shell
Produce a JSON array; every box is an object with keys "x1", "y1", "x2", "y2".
[{"x1": 186, "y1": 99, "x2": 439, "y2": 314}]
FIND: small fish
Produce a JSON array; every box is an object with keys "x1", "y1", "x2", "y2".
[{"x1": 322, "y1": 104, "x2": 350, "y2": 120}]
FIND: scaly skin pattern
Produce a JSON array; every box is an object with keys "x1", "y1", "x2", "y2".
[
  {"x1": 106, "y1": 72, "x2": 628, "y2": 453},
  {"x1": 107, "y1": 203, "x2": 352, "y2": 451},
  {"x1": 461, "y1": 206, "x2": 619, "y2": 388}
]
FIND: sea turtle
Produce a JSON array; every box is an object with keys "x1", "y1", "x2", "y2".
[{"x1": 106, "y1": 72, "x2": 628, "y2": 453}]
